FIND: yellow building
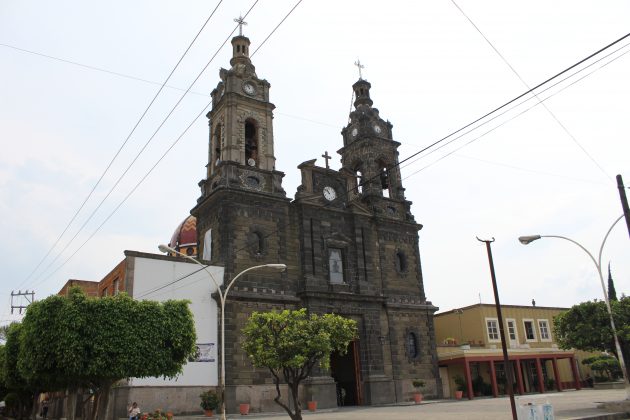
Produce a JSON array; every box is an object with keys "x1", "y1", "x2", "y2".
[{"x1": 435, "y1": 303, "x2": 594, "y2": 399}]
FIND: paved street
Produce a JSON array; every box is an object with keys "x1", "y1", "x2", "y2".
[{"x1": 208, "y1": 389, "x2": 630, "y2": 420}]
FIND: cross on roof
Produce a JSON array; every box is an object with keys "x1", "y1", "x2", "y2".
[
  {"x1": 354, "y1": 59, "x2": 365, "y2": 80},
  {"x1": 234, "y1": 15, "x2": 248, "y2": 36},
  {"x1": 321, "y1": 151, "x2": 332, "y2": 169}
]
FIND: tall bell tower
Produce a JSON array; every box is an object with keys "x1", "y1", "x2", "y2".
[
  {"x1": 200, "y1": 22, "x2": 284, "y2": 199},
  {"x1": 339, "y1": 78, "x2": 405, "y2": 204}
]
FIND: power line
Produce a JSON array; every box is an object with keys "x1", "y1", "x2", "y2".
[
  {"x1": 403, "y1": 46, "x2": 630, "y2": 180},
  {"x1": 449, "y1": 0, "x2": 612, "y2": 181},
  {"x1": 250, "y1": 0, "x2": 303, "y2": 57},
  {"x1": 397, "y1": 29, "x2": 630, "y2": 171},
  {"x1": 2, "y1": 42, "x2": 340, "y2": 129},
  {"x1": 19, "y1": 0, "x2": 226, "y2": 289},
  {"x1": 400, "y1": 39, "x2": 630, "y2": 174},
  {"x1": 0, "y1": 43, "x2": 206, "y2": 97}
]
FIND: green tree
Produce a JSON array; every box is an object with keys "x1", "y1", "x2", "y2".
[
  {"x1": 1, "y1": 323, "x2": 43, "y2": 420},
  {"x1": 242, "y1": 309, "x2": 357, "y2": 420},
  {"x1": 582, "y1": 355, "x2": 622, "y2": 381},
  {"x1": 608, "y1": 263, "x2": 618, "y2": 301},
  {"x1": 554, "y1": 297, "x2": 630, "y2": 377},
  {"x1": 19, "y1": 288, "x2": 197, "y2": 420}
]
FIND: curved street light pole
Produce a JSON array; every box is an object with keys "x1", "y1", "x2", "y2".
[
  {"x1": 158, "y1": 244, "x2": 286, "y2": 419},
  {"x1": 518, "y1": 214, "x2": 630, "y2": 399}
]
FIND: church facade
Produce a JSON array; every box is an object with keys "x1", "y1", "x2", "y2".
[{"x1": 190, "y1": 33, "x2": 441, "y2": 412}]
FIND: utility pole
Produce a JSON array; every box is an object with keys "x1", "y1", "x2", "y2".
[
  {"x1": 616, "y1": 174, "x2": 630, "y2": 240},
  {"x1": 477, "y1": 237, "x2": 517, "y2": 420},
  {"x1": 11, "y1": 290, "x2": 35, "y2": 314}
]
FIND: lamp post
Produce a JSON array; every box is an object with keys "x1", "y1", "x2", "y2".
[
  {"x1": 518, "y1": 213, "x2": 630, "y2": 399},
  {"x1": 158, "y1": 244, "x2": 287, "y2": 419}
]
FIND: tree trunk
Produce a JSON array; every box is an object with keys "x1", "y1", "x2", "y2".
[
  {"x1": 289, "y1": 381, "x2": 302, "y2": 420},
  {"x1": 65, "y1": 389, "x2": 79, "y2": 420},
  {"x1": 31, "y1": 393, "x2": 40, "y2": 420},
  {"x1": 91, "y1": 380, "x2": 114, "y2": 420}
]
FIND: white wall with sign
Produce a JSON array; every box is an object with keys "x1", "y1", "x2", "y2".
[{"x1": 129, "y1": 254, "x2": 223, "y2": 386}]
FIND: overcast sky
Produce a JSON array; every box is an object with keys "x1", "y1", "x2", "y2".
[{"x1": 2, "y1": 0, "x2": 630, "y2": 324}]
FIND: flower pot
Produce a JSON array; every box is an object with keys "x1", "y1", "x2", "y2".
[
  {"x1": 454, "y1": 390, "x2": 463, "y2": 400},
  {"x1": 307, "y1": 401, "x2": 317, "y2": 411},
  {"x1": 413, "y1": 393, "x2": 423, "y2": 404},
  {"x1": 204, "y1": 409, "x2": 214, "y2": 417},
  {"x1": 239, "y1": 403, "x2": 250, "y2": 415}
]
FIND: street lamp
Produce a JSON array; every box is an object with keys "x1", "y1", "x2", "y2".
[
  {"x1": 518, "y1": 213, "x2": 630, "y2": 399},
  {"x1": 158, "y1": 244, "x2": 287, "y2": 419}
]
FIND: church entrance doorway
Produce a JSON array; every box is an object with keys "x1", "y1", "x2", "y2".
[{"x1": 330, "y1": 340, "x2": 362, "y2": 406}]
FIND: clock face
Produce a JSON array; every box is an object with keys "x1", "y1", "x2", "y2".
[
  {"x1": 351, "y1": 128, "x2": 358, "y2": 137},
  {"x1": 373, "y1": 124, "x2": 382, "y2": 134},
  {"x1": 242, "y1": 82, "x2": 256, "y2": 95},
  {"x1": 323, "y1": 186, "x2": 337, "y2": 201}
]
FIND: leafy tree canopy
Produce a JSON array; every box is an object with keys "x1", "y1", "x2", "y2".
[
  {"x1": 19, "y1": 287, "x2": 197, "y2": 420},
  {"x1": 554, "y1": 296, "x2": 630, "y2": 377},
  {"x1": 242, "y1": 309, "x2": 357, "y2": 420}
]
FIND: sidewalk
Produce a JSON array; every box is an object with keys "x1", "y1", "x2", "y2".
[{"x1": 174, "y1": 389, "x2": 630, "y2": 420}]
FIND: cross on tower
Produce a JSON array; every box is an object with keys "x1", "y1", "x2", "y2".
[
  {"x1": 234, "y1": 15, "x2": 248, "y2": 36},
  {"x1": 354, "y1": 59, "x2": 365, "y2": 80},
  {"x1": 321, "y1": 151, "x2": 332, "y2": 169}
]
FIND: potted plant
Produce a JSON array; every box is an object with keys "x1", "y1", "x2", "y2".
[
  {"x1": 412, "y1": 379, "x2": 425, "y2": 403},
  {"x1": 453, "y1": 374, "x2": 466, "y2": 400},
  {"x1": 239, "y1": 402, "x2": 250, "y2": 415},
  {"x1": 199, "y1": 390, "x2": 220, "y2": 417}
]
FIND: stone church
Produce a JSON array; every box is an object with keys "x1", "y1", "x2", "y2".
[{"x1": 187, "y1": 32, "x2": 441, "y2": 412}]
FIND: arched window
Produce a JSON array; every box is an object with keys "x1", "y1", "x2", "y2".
[
  {"x1": 354, "y1": 167, "x2": 363, "y2": 194},
  {"x1": 378, "y1": 161, "x2": 390, "y2": 198},
  {"x1": 395, "y1": 251, "x2": 407, "y2": 273},
  {"x1": 328, "y1": 248, "x2": 344, "y2": 284},
  {"x1": 249, "y1": 230, "x2": 265, "y2": 256},
  {"x1": 245, "y1": 119, "x2": 258, "y2": 166},
  {"x1": 407, "y1": 332, "x2": 419, "y2": 359},
  {"x1": 213, "y1": 124, "x2": 222, "y2": 168}
]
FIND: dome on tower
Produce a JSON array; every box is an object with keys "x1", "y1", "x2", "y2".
[{"x1": 168, "y1": 215, "x2": 198, "y2": 257}]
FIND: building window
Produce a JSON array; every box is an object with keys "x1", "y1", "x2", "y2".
[
  {"x1": 486, "y1": 318, "x2": 500, "y2": 341},
  {"x1": 395, "y1": 250, "x2": 407, "y2": 273},
  {"x1": 249, "y1": 231, "x2": 265, "y2": 256},
  {"x1": 245, "y1": 119, "x2": 258, "y2": 165},
  {"x1": 328, "y1": 248, "x2": 344, "y2": 284},
  {"x1": 506, "y1": 319, "x2": 517, "y2": 341},
  {"x1": 538, "y1": 319, "x2": 551, "y2": 341},
  {"x1": 523, "y1": 319, "x2": 537, "y2": 341},
  {"x1": 202, "y1": 229, "x2": 212, "y2": 261},
  {"x1": 113, "y1": 279, "x2": 119, "y2": 295},
  {"x1": 407, "y1": 332, "x2": 419, "y2": 358}
]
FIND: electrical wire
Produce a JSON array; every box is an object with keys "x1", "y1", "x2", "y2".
[
  {"x1": 399, "y1": 40, "x2": 630, "y2": 174},
  {"x1": 402, "y1": 46, "x2": 630, "y2": 180},
  {"x1": 449, "y1": 0, "x2": 612, "y2": 181},
  {"x1": 18, "y1": 1, "x2": 226, "y2": 289}
]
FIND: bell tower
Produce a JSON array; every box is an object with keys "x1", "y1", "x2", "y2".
[
  {"x1": 339, "y1": 78, "x2": 405, "y2": 203},
  {"x1": 200, "y1": 21, "x2": 284, "y2": 200}
]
